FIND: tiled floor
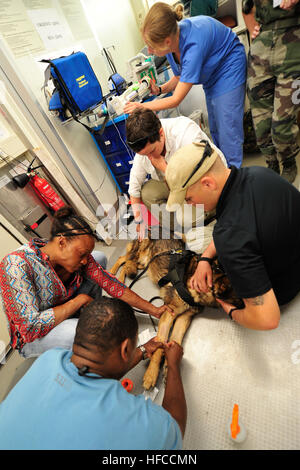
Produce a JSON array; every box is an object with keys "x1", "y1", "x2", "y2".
[{"x1": 1, "y1": 149, "x2": 300, "y2": 449}]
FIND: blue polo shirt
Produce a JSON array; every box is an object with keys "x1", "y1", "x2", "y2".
[
  {"x1": 166, "y1": 16, "x2": 247, "y2": 98},
  {"x1": 0, "y1": 349, "x2": 182, "y2": 450}
]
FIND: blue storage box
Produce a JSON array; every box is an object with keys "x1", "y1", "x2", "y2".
[
  {"x1": 116, "y1": 173, "x2": 131, "y2": 193},
  {"x1": 95, "y1": 120, "x2": 130, "y2": 155},
  {"x1": 106, "y1": 152, "x2": 131, "y2": 175}
]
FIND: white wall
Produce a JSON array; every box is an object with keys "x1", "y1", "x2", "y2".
[
  {"x1": 0, "y1": 0, "x2": 144, "y2": 207},
  {"x1": 85, "y1": 0, "x2": 144, "y2": 81}
]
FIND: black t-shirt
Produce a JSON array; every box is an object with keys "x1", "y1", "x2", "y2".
[{"x1": 214, "y1": 166, "x2": 300, "y2": 305}]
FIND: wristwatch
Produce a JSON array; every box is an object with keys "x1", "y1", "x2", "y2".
[
  {"x1": 139, "y1": 345, "x2": 148, "y2": 360},
  {"x1": 157, "y1": 86, "x2": 162, "y2": 96}
]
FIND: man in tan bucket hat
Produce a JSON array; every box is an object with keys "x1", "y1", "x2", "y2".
[
  {"x1": 165, "y1": 140, "x2": 300, "y2": 330},
  {"x1": 166, "y1": 141, "x2": 220, "y2": 213}
]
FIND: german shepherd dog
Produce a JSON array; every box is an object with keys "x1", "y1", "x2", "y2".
[{"x1": 110, "y1": 238, "x2": 242, "y2": 390}]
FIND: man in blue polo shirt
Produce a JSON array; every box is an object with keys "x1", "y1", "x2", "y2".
[{"x1": 0, "y1": 297, "x2": 185, "y2": 450}]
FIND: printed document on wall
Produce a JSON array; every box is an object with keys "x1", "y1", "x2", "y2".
[{"x1": 0, "y1": 0, "x2": 45, "y2": 58}]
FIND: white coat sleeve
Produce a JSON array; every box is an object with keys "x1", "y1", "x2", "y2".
[{"x1": 128, "y1": 155, "x2": 149, "y2": 198}]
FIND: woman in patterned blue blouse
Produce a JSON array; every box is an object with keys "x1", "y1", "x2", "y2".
[{"x1": 0, "y1": 206, "x2": 172, "y2": 358}]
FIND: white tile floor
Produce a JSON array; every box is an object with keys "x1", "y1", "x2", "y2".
[{"x1": 1, "y1": 149, "x2": 300, "y2": 449}]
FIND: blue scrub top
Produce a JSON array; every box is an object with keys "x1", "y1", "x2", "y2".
[
  {"x1": 0, "y1": 349, "x2": 182, "y2": 450},
  {"x1": 166, "y1": 16, "x2": 247, "y2": 98}
]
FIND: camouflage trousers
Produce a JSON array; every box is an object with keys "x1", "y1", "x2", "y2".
[{"x1": 247, "y1": 25, "x2": 300, "y2": 164}]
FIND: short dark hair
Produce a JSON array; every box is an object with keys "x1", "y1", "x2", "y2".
[
  {"x1": 74, "y1": 297, "x2": 138, "y2": 353},
  {"x1": 126, "y1": 109, "x2": 162, "y2": 153}
]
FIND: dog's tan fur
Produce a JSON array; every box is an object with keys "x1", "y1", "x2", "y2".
[{"x1": 110, "y1": 238, "x2": 242, "y2": 389}]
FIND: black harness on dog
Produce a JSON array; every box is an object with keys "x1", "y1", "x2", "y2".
[
  {"x1": 158, "y1": 249, "x2": 209, "y2": 308},
  {"x1": 129, "y1": 248, "x2": 217, "y2": 309}
]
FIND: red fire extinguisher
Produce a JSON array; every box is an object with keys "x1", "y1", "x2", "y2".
[
  {"x1": 29, "y1": 174, "x2": 65, "y2": 212},
  {"x1": 12, "y1": 157, "x2": 65, "y2": 212}
]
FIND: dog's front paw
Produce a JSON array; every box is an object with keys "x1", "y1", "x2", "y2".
[
  {"x1": 143, "y1": 366, "x2": 159, "y2": 390},
  {"x1": 143, "y1": 349, "x2": 164, "y2": 390}
]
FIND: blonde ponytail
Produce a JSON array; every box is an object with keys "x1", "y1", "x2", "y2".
[
  {"x1": 142, "y1": 2, "x2": 184, "y2": 48},
  {"x1": 173, "y1": 3, "x2": 184, "y2": 21}
]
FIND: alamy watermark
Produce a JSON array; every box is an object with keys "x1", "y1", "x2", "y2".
[
  {"x1": 292, "y1": 79, "x2": 300, "y2": 105},
  {"x1": 96, "y1": 196, "x2": 206, "y2": 242}
]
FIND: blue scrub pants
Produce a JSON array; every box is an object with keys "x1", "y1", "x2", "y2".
[{"x1": 206, "y1": 83, "x2": 246, "y2": 168}]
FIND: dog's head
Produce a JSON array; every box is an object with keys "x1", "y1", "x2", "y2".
[
  {"x1": 210, "y1": 259, "x2": 244, "y2": 308},
  {"x1": 186, "y1": 256, "x2": 244, "y2": 309}
]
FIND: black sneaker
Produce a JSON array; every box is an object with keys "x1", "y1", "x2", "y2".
[
  {"x1": 281, "y1": 160, "x2": 297, "y2": 184},
  {"x1": 267, "y1": 159, "x2": 280, "y2": 174}
]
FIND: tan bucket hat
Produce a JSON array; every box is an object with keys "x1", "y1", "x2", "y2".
[{"x1": 165, "y1": 141, "x2": 218, "y2": 212}]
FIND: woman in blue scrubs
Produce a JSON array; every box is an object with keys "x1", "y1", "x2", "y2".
[{"x1": 124, "y1": 2, "x2": 247, "y2": 168}]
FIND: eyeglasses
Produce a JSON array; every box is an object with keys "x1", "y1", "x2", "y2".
[
  {"x1": 127, "y1": 131, "x2": 159, "y2": 152},
  {"x1": 182, "y1": 140, "x2": 213, "y2": 188}
]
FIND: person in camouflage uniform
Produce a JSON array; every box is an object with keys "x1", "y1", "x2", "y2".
[{"x1": 245, "y1": 0, "x2": 300, "y2": 183}]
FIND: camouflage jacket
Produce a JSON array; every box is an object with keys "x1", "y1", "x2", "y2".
[{"x1": 254, "y1": 0, "x2": 300, "y2": 27}]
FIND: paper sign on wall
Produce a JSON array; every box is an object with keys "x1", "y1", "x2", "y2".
[{"x1": 27, "y1": 8, "x2": 74, "y2": 50}]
